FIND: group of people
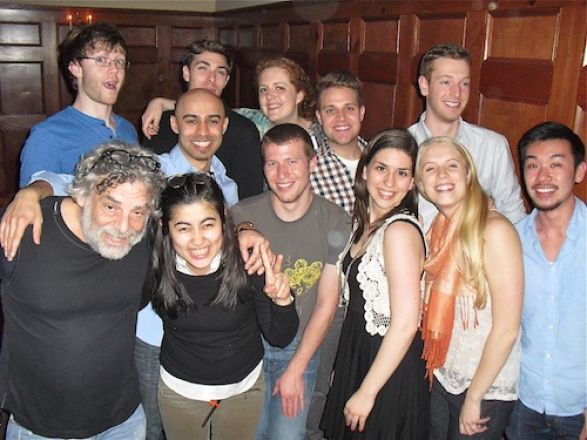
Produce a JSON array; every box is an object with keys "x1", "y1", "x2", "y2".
[{"x1": 0, "y1": 20, "x2": 584, "y2": 440}]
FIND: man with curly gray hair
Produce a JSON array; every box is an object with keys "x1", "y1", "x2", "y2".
[{"x1": 1, "y1": 141, "x2": 164, "y2": 440}]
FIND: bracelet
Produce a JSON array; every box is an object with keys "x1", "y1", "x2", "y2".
[
  {"x1": 235, "y1": 221, "x2": 256, "y2": 233},
  {"x1": 273, "y1": 294, "x2": 295, "y2": 306}
]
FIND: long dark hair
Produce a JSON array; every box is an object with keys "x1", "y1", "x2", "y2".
[
  {"x1": 151, "y1": 173, "x2": 247, "y2": 317},
  {"x1": 352, "y1": 128, "x2": 419, "y2": 244}
]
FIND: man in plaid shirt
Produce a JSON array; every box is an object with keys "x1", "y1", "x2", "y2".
[
  {"x1": 306, "y1": 71, "x2": 367, "y2": 440},
  {"x1": 310, "y1": 71, "x2": 367, "y2": 216}
]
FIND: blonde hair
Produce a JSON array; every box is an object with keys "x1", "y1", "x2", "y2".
[{"x1": 415, "y1": 136, "x2": 489, "y2": 309}]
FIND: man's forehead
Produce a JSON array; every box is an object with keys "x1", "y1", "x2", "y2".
[
  {"x1": 177, "y1": 94, "x2": 225, "y2": 117},
  {"x1": 87, "y1": 41, "x2": 125, "y2": 55},
  {"x1": 93, "y1": 181, "x2": 152, "y2": 205},
  {"x1": 191, "y1": 51, "x2": 229, "y2": 67},
  {"x1": 527, "y1": 139, "x2": 573, "y2": 158}
]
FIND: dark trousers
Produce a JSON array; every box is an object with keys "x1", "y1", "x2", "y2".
[
  {"x1": 134, "y1": 337, "x2": 165, "y2": 440},
  {"x1": 430, "y1": 378, "x2": 514, "y2": 440},
  {"x1": 506, "y1": 400, "x2": 585, "y2": 440}
]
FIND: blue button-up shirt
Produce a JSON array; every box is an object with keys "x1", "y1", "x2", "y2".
[
  {"x1": 158, "y1": 145, "x2": 239, "y2": 207},
  {"x1": 136, "y1": 146, "x2": 238, "y2": 345},
  {"x1": 515, "y1": 198, "x2": 586, "y2": 416}
]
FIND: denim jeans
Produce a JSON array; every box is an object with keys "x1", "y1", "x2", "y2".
[
  {"x1": 6, "y1": 404, "x2": 146, "y2": 440},
  {"x1": 255, "y1": 336, "x2": 319, "y2": 440},
  {"x1": 506, "y1": 400, "x2": 585, "y2": 440},
  {"x1": 134, "y1": 337, "x2": 165, "y2": 440},
  {"x1": 430, "y1": 378, "x2": 514, "y2": 440}
]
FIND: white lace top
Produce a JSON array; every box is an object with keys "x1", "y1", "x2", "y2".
[
  {"x1": 339, "y1": 213, "x2": 424, "y2": 337},
  {"x1": 434, "y1": 287, "x2": 520, "y2": 400}
]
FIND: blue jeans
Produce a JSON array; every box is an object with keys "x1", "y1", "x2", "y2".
[
  {"x1": 255, "y1": 336, "x2": 319, "y2": 440},
  {"x1": 506, "y1": 400, "x2": 585, "y2": 440},
  {"x1": 6, "y1": 404, "x2": 146, "y2": 440},
  {"x1": 134, "y1": 338, "x2": 164, "y2": 440}
]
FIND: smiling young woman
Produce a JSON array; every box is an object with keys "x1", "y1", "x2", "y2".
[
  {"x1": 415, "y1": 136, "x2": 523, "y2": 440},
  {"x1": 149, "y1": 173, "x2": 298, "y2": 440}
]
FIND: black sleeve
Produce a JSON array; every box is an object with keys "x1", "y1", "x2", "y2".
[
  {"x1": 250, "y1": 275, "x2": 298, "y2": 348},
  {"x1": 218, "y1": 111, "x2": 264, "y2": 200},
  {"x1": 0, "y1": 208, "x2": 16, "y2": 283},
  {"x1": 142, "y1": 110, "x2": 178, "y2": 154}
]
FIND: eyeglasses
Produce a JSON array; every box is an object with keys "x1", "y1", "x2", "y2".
[
  {"x1": 94, "y1": 149, "x2": 160, "y2": 172},
  {"x1": 167, "y1": 172, "x2": 213, "y2": 189},
  {"x1": 81, "y1": 56, "x2": 130, "y2": 70}
]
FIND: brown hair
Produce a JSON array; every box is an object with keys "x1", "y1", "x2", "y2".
[{"x1": 256, "y1": 56, "x2": 316, "y2": 120}]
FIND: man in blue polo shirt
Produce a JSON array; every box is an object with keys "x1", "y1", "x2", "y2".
[
  {"x1": 19, "y1": 22, "x2": 136, "y2": 187},
  {"x1": 506, "y1": 122, "x2": 586, "y2": 440}
]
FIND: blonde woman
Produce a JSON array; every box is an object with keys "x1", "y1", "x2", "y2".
[{"x1": 415, "y1": 136, "x2": 523, "y2": 439}]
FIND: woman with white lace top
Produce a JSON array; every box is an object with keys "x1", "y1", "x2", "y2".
[
  {"x1": 321, "y1": 129, "x2": 430, "y2": 439},
  {"x1": 415, "y1": 136, "x2": 523, "y2": 439}
]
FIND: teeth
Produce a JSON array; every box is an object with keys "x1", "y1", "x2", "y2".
[
  {"x1": 435, "y1": 184, "x2": 453, "y2": 191},
  {"x1": 535, "y1": 187, "x2": 555, "y2": 193},
  {"x1": 445, "y1": 101, "x2": 459, "y2": 108},
  {"x1": 277, "y1": 182, "x2": 293, "y2": 190}
]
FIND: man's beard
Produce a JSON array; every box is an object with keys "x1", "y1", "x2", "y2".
[{"x1": 81, "y1": 204, "x2": 146, "y2": 260}]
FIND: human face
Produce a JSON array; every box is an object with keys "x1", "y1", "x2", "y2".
[
  {"x1": 171, "y1": 89, "x2": 228, "y2": 171},
  {"x1": 80, "y1": 181, "x2": 151, "y2": 260},
  {"x1": 183, "y1": 51, "x2": 230, "y2": 96},
  {"x1": 69, "y1": 43, "x2": 126, "y2": 107},
  {"x1": 523, "y1": 139, "x2": 587, "y2": 212},
  {"x1": 263, "y1": 139, "x2": 316, "y2": 205},
  {"x1": 316, "y1": 86, "x2": 365, "y2": 150},
  {"x1": 418, "y1": 142, "x2": 468, "y2": 218},
  {"x1": 365, "y1": 148, "x2": 414, "y2": 221},
  {"x1": 418, "y1": 58, "x2": 470, "y2": 126},
  {"x1": 258, "y1": 67, "x2": 304, "y2": 124},
  {"x1": 169, "y1": 201, "x2": 224, "y2": 276}
]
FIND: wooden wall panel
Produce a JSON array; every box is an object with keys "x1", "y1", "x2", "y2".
[
  {"x1": 1, "y1": 1, "x2": 585, "y2": 206},
  {"x1": 480, "y1": 97, "x2": 547, "y2": 175}
]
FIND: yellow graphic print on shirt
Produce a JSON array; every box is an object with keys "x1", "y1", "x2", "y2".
[{"x1": 285, "y1": 259, "x2": 324, "y2": 298}]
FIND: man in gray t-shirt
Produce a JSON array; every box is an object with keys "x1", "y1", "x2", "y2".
[{"x1": 231, "y1": 124, "x2": 350, "y2": 440}]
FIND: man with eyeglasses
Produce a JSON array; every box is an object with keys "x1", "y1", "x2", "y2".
[
  {"x1": 1, "y1": 142, "x2": 165, "y2": 440},
  {"x1": 19, "y1": 22, "x2": 135, "y2": 189}
]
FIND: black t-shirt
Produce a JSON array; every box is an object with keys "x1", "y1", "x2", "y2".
[
  {"x1": 1, "y1": 197, "x2": 147, "y2": 438},
  {"x1": 159, "y1": 270, "x2": 298, "y2": 385},
  {"x1": 143, "y1": 104, "x2": 264, "y2": 200}
]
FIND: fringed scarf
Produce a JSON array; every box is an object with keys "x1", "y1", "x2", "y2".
[{"x1": 421, "y1": 207, "x2": 464, "y2": 388}]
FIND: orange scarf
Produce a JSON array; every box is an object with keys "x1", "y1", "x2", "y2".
[{"x1": 421, "y1": 208, "x2": 463, "y2": 387}]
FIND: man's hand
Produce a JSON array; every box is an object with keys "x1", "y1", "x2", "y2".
[
  {"x1": 141, "y1": 97, "x2": 176, "y2": 139},
  {"x1": 237, "y1": 228, "x2": 276, "y2": 275},
  {"x1": 343, "y1": 389, "x2": 376, "y2": 432},
  {"x1": 0, "y1": 183, "x2": 49, "y2": 260},
  {"x1": 273, "y1": 367, "x2": 305, "y2": 418}
]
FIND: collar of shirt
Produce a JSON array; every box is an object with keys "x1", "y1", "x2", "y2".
[{"x1": 159, "y1": 145, "x2": 239, "y2": 207}]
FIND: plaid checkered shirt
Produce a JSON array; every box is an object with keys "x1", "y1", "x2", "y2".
[{"x1": 309, "y1": 133, "x2": 367, "y2": 215}]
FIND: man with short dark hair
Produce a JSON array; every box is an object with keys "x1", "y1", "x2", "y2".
[
  {"x1": 312, "y1": 70, "x2": 366, "y2": 216},
  {"x1": 19, "y1": 23, "x2": 136, "y2": 188},
  {"x1": 142, "y1": 39, "x2": 263, "y2": 199},
  {"x1": 1, "y1": 142, "x2": 164, "y2": 440},
  {"x1": 409, "y1": 43, "x2": 526, "y2": 230},
  {"x1": 231, "y1": 123, "x2": 351, "y2": 440},
  {"x1": 506, "y1": 122, "x2": 586, "y2": 440},
  {"x1": 306, "y1": 70, "x2": 366, "y2": 440}
]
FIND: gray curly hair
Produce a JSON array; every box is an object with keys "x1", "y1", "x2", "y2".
[{"x1": 69, "y1": 141, "x2": 165, "y2": 214}]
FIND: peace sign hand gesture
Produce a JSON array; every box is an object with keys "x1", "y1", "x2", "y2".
[{"x1": 260, "y1": 244, "x2": 292, "y2": 306}]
